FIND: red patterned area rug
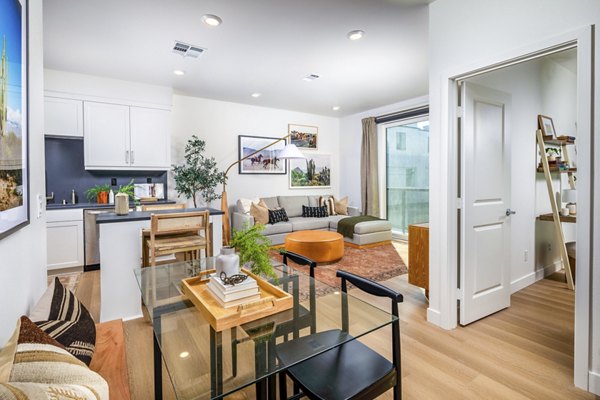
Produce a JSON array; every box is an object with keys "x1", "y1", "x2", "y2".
[{"x1": 269, "y1": 243, "x2": 407, "y2": 292}]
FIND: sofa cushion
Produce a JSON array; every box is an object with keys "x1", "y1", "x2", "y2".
[
  {"x1": 29, "y1": 278, "x2": 96, "y2": 366},
  {"x1": 263, "y1": 222, "x2": 293, "y2": 236},
  {"x1": 334, "y1": 196, "x2": 349, "y2": 215},
  {"x1": 290, "y1": 217, "x2": 330, "y2": 231},
  {"x1": 354, "y1": 220, "x2": 393, "y2": 234},
  {"x1": 302, "y1": 205, "x2": 328, "y2": 218},
  {"x1": 327, "y1": 215, "x2": 349, "y2": 230},
  {"x1": 236, "y1": 197, "x2": 260, "y2": 214},
  {"x1": 307, "y1": 195, "x2": 321, "y2": 207},
  {"x1": 319, "y1": 196, "x2": 337, "y2": 216},
  {"x1": 277, "y1": 196, "x2": 308, "y2": 218},
  {"x1": 250, "y1": 201, "x2": 269, "y2": 225},
  {"x1": 260, "y1": 196, "x2": 280, "y2": 210}
]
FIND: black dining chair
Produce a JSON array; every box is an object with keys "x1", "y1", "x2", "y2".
[{"x1": 276, "y1": 270, "x2": 404, "y2": 400}]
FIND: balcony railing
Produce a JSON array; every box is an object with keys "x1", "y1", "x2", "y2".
[{"x1": 386, "y1": 187, "x2": 429, "y2": 235}]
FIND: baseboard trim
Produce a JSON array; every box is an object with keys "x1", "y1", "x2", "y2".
[
  {"x1": 510, "y1": 261, "x2": 563, "y2": 293},
  {"x1": 589, "y1": 371, "x2": 600, "y2": 395},
  {"x1": 345, "y1": 240, "x2": 392, "y2": 249},
  {"x1": 427, "y1": 307, "x2": 441, "y2": 326}
]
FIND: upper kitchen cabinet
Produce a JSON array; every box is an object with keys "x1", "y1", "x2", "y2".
[
  {"x1": 130, "y1": 107, "x2": 171, "y2": 169},
  {"x1": 44, "y1": 97, "x2": 84, "y2": 137},
  {"x1": 84, "y1": 102, "x2": 131, "y2": 168},
  {"x1": 84, "y1": 102, "x2": 171, "y2": 170}
]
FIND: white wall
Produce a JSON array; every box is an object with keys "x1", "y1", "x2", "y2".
[
  {"x1": 338, "y1": 96, "x2": 429, "y2": 208},
  {"x1": 429, "y1": 0, "x2": 599, "y2": 393},
  {"x1": 0, "y1": 0, "x2": 47, "y2": 344},
  {"x1": 169, "y1": 95, "x2": 340, "y2": 207}
]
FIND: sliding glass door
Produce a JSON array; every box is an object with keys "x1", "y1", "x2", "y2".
[{"x1": 384, "y1": 117, "x2": 429, "y2": 238}]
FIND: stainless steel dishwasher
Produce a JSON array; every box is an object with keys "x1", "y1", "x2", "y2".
[{"x1": 83, "y1": 208, "x2": 112, "y2": 270}]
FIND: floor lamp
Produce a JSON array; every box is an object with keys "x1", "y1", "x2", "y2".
[{"x1": 221, "y1": 134, "x2": 305, "y2": 245}]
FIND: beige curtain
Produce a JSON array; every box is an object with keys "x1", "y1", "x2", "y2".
[{"x1": 360, "y1": 117, "x2": 379, "y2": 216}]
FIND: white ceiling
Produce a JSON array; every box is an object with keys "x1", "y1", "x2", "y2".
[{"x1": 43, "y1": 0, "x2": 430, "y2": 117}]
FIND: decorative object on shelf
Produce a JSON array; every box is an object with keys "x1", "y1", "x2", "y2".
[
  {"x1": 290, "y1": 154, "x2": 332, "y2": 188},
  {"x1": 85, "y1": 184, "x2": 111, "y2": 204},
  {"x1": 172, "y1": 135, "x2": 226, "y2": 207},
  {"x1": 238, "y1": 135, "x2": 287, "y2": 175},
  {"x1": 289, "y1": 123, "x2": 318, "y2": 150},
  {"x1": 0, "y1": 0, "x2": 29, "y2": 240},
  {"x1": 538, "y1": 114, "x2": 556, "y2": 139},
  {"x1": 562, "y1": 188, "x2": 577, "y2": 215},
  {"x1": 221, "y1": 133, "x2": 305, "y2": 244},
  {"x1": 215, "y1": 246, "x2": 240, "y2": 277},
  {"x1": 545, "y1": 147, "x2": 560, "y2": 162},
  {"x1": 109, "y1": 189, "x2": 115, "y2": 204},
  {"x1": 230, "y1": 223, "x2": 277, "y2": 280},
  {"x1": 114, "y1": 192, "x2": 129, "y2": 215}
]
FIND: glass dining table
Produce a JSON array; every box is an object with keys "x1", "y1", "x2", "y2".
[{"x1": 134, "y1": 257, "x2": 396, "y2": 400}]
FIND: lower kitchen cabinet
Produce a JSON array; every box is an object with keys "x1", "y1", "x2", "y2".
[{"x1": 47, "y1": 209, "x2": 84, "y2": 270}]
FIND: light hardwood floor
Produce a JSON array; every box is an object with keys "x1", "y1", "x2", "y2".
[{"x1": 75, "y1": 243, "x2": 597, "y2": 400}]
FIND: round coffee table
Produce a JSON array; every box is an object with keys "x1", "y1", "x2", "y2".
[{"x1": 284, "y1": 230, "x2": 344, "y2": 263}]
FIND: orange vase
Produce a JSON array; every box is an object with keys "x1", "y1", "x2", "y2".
[{"x1": 97, "y1": 191, "x2": 109, "y2": 204}]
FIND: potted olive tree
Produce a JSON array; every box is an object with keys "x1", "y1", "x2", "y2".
[{"x1": 172, "y1": 135, "x2": 226, "y2": 207}]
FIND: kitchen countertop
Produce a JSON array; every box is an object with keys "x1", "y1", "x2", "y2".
[
  {"x1": 46, "y1": 200, "x2": 176, "y2": 210},
  {"x1": 96, "y1": 207, "x2": 224, "y2": 224}
]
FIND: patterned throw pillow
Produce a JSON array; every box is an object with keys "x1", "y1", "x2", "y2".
[
  {"x1": 268, "y1": 208, "x2": 289, "y2": 224},
  {"x1": 0, "y1": 316, "x2": 108, "y2": 400},
  {"x1": 29, "y1": 278, "x2": 96, "y2": 366},
  {"x1": 302, "y1": 205, "x2": 329, "y2": 218},
  {"x1": 319, "y1": 196, "x2": 337, "y2": 216}
]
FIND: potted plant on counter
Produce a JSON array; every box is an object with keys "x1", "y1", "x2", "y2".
[
  {"x1": 230, "y1": 224, "x2": 277, "y2": 280},
  {"x1": 172, "y1": 135, "x2": 226, "y2": 208},
  {"x1": 85, "y1": 184, "x2": 111, "y2": 204}
]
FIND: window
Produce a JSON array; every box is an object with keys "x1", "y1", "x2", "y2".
[{"x1": 396, "y1": 132, "x2": 406, "y2": 150}]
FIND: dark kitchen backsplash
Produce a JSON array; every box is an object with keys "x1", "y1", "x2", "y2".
[{"x1": 45, "y1": 137, "x2": 169, "y2": 205}]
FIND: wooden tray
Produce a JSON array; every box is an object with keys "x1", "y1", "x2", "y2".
[{"x1": 181, "y1": 268, "x2": 293, "y2": 331}]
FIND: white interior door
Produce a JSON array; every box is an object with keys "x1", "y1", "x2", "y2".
[{"x1": 460, "y1": 82, "x2": 512, "y2": 325}]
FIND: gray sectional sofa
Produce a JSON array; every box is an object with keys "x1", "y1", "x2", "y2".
[{"x1": 232, "y1": 195, "x2": 392, "y2": 246}]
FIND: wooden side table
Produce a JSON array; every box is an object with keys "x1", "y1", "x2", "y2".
[{"x1": 408, "y1": 223, "x2": 429, "y2": 298}]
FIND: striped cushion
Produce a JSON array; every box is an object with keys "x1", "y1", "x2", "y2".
[
  {"x1": 29, "y1": 278, "x2": 96, "y2": 366},
  {"x1": 268, "y1": 208, "x2": 289, "y2": 224},
  {"x1": 0, "y1": 316, "x2": 108, "y2": 400},
  {"x1": 302, "y1": 205, "x2": 328, "y2": 218},
  {"x1": 319, "y1": 196, "x2": 337, "y2": 216}
]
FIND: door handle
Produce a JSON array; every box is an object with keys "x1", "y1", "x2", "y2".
[
  {"x1": 131, "y1": 150, "x2": 135, "y2": 164},
  {"x1": 125, "y1": 150, "x2": 129, "y2": 164},
  {"x1": 506, "y1": 209, "x2": 516, "y2": 217}
]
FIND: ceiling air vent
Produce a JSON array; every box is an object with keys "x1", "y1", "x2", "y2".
[
  {"x1": 172, "y1": 41, "x2": 206, "y2": 58},
  {"x1": 303, "y1": 73, "x2": 321, "y2": 82}
]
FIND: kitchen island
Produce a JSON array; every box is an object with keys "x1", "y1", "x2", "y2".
[{"x1": 96, "y1": 207, "x2": 223, "y2": 322}]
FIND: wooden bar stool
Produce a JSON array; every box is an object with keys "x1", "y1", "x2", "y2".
[
  {"x1": 147, "y1": 211, "x2": 210, "y2": 267},
  {"x1": 140, "y1": 204, "x2": 185, "y2": 267}
]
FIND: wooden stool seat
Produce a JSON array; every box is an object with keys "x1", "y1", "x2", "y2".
[{"x1": 285, "y1": 230, "x2": 344, "y2": 263}]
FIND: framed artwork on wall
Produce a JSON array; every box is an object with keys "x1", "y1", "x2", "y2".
[
  {"x1": 238, "y1": 135, "x2": 287, "y2": 175},
  {"x1": 289, "y1": 154, "x2": 331, "y2": 189},
  {"x1": 289, "y1": 124, "x2": 318, "y2": 150},
  {"x1": 0, "y1": 0, "x2": 29, "y2": 240},
  {"x1": 538, "y1": 115, "x2": 556, "y2": 139}
]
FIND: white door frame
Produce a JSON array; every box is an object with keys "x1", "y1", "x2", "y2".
[{"x1": 432, "y1": 26, "x2": 593, "y2": 390}]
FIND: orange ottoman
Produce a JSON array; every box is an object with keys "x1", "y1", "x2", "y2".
[{"x1": 284, "y1": 231, "x2": 344, "y2": 263}]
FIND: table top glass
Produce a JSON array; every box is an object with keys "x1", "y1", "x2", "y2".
[{"x1": 134, "y1": 257, "x2": 396, "y2": 400}]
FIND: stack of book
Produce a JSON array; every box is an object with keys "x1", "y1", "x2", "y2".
[{"x1": 207, "y1": 274, "x2": 260, "y2": 308}]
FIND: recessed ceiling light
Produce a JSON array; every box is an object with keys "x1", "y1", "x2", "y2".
[
  {"x1": 347, "y1": 30, "x2": 365, "y2": 41},
  {"x1": 179, "y1": 351, "x2": 190, "y2": 359},
  {"x1": 332, "y1": 106, "x2": 341, "y2": 111},
  {"x1": 173, "y1": 69, "x2": 185, "y2": 76},
  {"x1": 251, "y1": 92, "x2": 262, "y2": 98},
  {"x1": 202, "y1": 14, "x2": 222, "y2": 27}
]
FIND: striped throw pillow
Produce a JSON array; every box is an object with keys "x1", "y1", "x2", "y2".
[
  {"x1": 302, "y1": 205, "x2": 328, "y2": 218},
  {"x1": 268, "y1": 208, "x2": 289, "y2": 224},
  {"x1": 29, "y1": 278, "x2": 96, "y2": 366},
  {"x1": 319, "y1": 196, "x2": 337, "y2": 216}
]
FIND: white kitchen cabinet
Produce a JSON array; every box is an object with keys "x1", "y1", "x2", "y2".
[
  {"x1": 84, "y1": 102, "x2": 171, "y2": 170},
  {"x1": 47, "y1": 209, "x2": 84, "y2": 270},
  {"x1": 84, "y1": 102, "x2": 131, "y2": 168},
  {"x1": 44, "y1": 97, "x2": 84, "y2": 137},
  {"x1": 129, "y1": 107, "x2": 171, "y2": 169}
]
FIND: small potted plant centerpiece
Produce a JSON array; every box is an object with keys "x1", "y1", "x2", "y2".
[
  {"x1": 85, "y1": 184, "x2": 111, "y2": 204},
  {"x1": 230, "y1": 224, "x2": 277, "y2": 281},
  {"x1": 115, "y1": 179, "x2": 136, "y2": 215}
]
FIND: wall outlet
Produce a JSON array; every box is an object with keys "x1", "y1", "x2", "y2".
[
  {"x1": 111, "y1": 178, "x2": 117, "y2": 186},
  {"x1": 146, "y1": 177, "x2": 152, "y2": 183},
  {"x1": 524, "y1": 250, "x2": 528, "y2": 262}
]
